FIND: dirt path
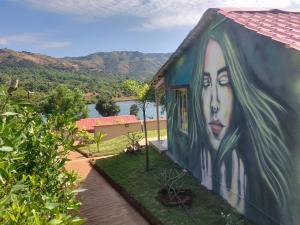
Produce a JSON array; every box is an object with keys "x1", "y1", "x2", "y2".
[{"x1": 65, "y1": 151, "x2": 149, "y2": 225}]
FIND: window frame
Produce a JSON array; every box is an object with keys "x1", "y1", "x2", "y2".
[{"x1": 176, "y1": 88, "x2": 189, "y2": 134}]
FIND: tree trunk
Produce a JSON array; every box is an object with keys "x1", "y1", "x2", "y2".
[
  {"x1": 96, "y1": 142, "x2": 100, "y2": 152},
  {"x1": 143, "y1": 105, "x2": 149, "y2": 171}
]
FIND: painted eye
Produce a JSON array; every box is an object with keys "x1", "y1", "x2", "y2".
[
  {"x1": 203, "y1": 76, "x2": 211, "y2": 87},
  {"x1": 218, "y1": 74, "x2": 229, "y2": 86}
]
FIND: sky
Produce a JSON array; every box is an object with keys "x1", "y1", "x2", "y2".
[{"x1": 0, "y1": 0, "x2": 300, "y2": 58}]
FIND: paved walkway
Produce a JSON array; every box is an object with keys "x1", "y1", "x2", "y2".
[
  {"x1": 65, "y1": 151, "x2": 149, "y2": 225},
  {"x1": 139, "y1": 136, "x2": 167, "y2": 146}
]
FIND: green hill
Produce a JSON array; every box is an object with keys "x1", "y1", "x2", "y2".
[
  {"x1": 64, "y1": 51, "x2": 171, "y2": 80},
  {"x1": 0, "y1": 49, "x2": 171, "y2": 101}
]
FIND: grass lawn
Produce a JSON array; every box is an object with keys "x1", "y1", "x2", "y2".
[
  {"x1": 79, "y1": 129, "x2": 167, "y2": 157},
  {"x1": 95, "y1": 148, "x2": 250, "y2": 225}
]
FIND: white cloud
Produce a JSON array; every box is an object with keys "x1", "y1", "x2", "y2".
[
  {"x1": 0, "y1": 33, "x2": 70, "y2": 49},
  {"x1": 0, "y1": 38, "x2": 9, "y2": 45},
  {"x1": 14, "y1": 0, "x2": 300, "y2": 30},
  {"x1": 0, "y1": 33, "x2": 43, "y2": 44},
  {"x1": 39, "y1": 41, "x2": 71, "y2": 49}
]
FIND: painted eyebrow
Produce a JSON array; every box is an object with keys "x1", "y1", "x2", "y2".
[{"x1": 217, "y1": 66, "x2": 228, "y2": 75}]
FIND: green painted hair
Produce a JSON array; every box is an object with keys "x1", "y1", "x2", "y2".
[{"x1": 189, "y1": 21, "x2": 291, "y2": 208}]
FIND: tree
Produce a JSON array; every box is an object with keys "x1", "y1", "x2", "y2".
[
  {"x1": 122, "y1": 79, "x2": 155, "y2": 171},
  {"x1": 129, "y1": 104, "x2": 139, "y2": 117},
  {"x1": 41, "y1": 85, "x2": 88, "y2": 120},
  {"x1": 95, "y1": 95, "x2": 120, "y2": 117}
]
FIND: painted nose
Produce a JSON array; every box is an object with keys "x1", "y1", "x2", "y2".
[{"x1": 211, "y1": 84, "x2": 219, "y2": 114}]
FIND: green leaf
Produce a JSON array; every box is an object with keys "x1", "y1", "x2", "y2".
[
  {"x1": 0, "y1": 146, "x2": 13, "y2": 152},
  {"x1": 1, "y1": 112, "x2": 18, "y2": 116},
  {"x1": 11, "y1": 184, "x2": 27, "y2": 192},
  {"x1": 71, "y1": 188, "x2": 87, "y2": 194},
  {"x1": 0, "y1": 168, "x2": 9, "y2": 183},
  {"x1": 71, "y1": 217, "x2": 85, "y2": 225},
  {"x1": 45, "y1": 202, "x2": 59, "y2": 210},
  {"x1": 49, "y1": 219, "x2": 62, "y2": 225},
  {"x1": 0, "y1": 194, "x2": 11, "y2": 206}
]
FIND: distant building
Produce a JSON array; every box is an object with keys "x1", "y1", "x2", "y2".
[
  {"x1": 76, "y1": 115, "x2": 166, "y2": 140},
  {"x1": 76, "y1": 115, "x2": 139, "y2": 132}
]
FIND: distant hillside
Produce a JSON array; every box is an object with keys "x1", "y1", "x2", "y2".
[
  {"x1": 64, "y1": 51, "x2": 171, "y2": 79},
  {"x1": 0, "y1": 48, "x2": 171, "y2": 80},
  {"x1": 0, "y1": 48, "x2": 80, "y2": 71},
  {"x1": 0, "y1": 48, "x2": 171, "y2": 102}
]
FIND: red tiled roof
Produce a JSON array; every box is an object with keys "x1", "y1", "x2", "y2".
[
  {"x1": 76, "y1": 115, "x2": 138, "y2": 131},
  {"x1": 218, "y1": 8, "x2": 300, "y2": 50}
]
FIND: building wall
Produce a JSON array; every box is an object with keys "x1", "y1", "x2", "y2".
[
  {"x1": 94, "y1": 119, "x2": 166, "y2": 140},
  {"x1": 164, "y1": 13, "x2": 300, "y2": 225}
]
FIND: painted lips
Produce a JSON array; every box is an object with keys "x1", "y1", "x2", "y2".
[{"x1": 209, "y1": 120, "x2": 224, "y2": 135}]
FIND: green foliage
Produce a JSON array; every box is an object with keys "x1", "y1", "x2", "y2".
[
  {"x1": 94, "y1": 132, "x2": 107, "y2": 153},
  {"x1": 77, "y1": 130, "x2": 94, "y2": 152},
  {"x1": 0, "y1": 64, "x2": 127, "y2": 104},
  {"x1": 77, "y1": 130, "x2": 94, "y2": 145},
  {"x1": 125, "y1": 132, "x2": 143, "y2": 153},
  {"x1": 95, "y1": 95, "x2": 120, "y2": 117},
  {"x1": 122, "y1": 79, "x2": 155, "y2": 104},
  {"x1": 0, "y1": 85, "x2": 83, "y2": 224},
  {"x1": 221, "y1": 211, "x2": 240, "y2": 225},
  {"x1": 41, "y1": 85, "x2": 88, "y2": 120},
  {"x1": 129, "y1": 104, "x2": 139, "y2": 116}
]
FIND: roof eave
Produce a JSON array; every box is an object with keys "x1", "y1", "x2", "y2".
[{"x1": 150, "y1": 8, "x2": 218, "y2": 86}]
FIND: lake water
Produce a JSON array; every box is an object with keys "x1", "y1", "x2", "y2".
[{"x1": 88, "y1": 101, "x2": 166, "y2": 119}]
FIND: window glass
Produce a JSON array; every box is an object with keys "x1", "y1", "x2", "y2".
[{"x1": 176, "y1": 89, "x2": 188, "y2": 133}]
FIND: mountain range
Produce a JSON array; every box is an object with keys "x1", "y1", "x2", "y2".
[{"x1": 0, "y1": 48, "x2": 171, "y2": 80}]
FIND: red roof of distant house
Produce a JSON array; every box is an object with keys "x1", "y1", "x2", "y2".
[
  {"x1": 218, "y1": 8, "x2": 300, "y2": 50},
  {"x1": 76, "y1": 115, "x2": 138, "y2": 132}
]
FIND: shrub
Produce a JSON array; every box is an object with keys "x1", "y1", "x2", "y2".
[
  {"x1": 0, "y1": 85, "x2": 83, "y2": 224},
  {"x1": 124, "y1": 132, "x2": 143, "y2": 153}
]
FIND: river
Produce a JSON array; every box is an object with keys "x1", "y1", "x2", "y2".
[{"x1": 87, "y1": 101, "x2": 166, "y2": 119}]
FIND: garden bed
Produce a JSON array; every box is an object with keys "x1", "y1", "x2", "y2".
[{"x1": 94, "y1": 148, "x2": 251, "y2": 225}]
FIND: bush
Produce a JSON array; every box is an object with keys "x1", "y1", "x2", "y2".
[
  {"x1": 129, "y1": 104, "x2": 139, "y2": 117},
  {"x1": 0, "y1": 85, "x2": 83, "y2": 224},
  {"x1": 95, "y1": 95, "x2": 120, "y2": 117}
]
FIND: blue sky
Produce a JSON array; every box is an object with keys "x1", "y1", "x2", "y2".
[{"x1": 1, "y1": 0, "x2": 299, "y2": 57}]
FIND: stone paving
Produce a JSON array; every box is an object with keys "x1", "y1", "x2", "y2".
[{"x1": 65, "y1": 151, "x2": 149, "y2": 225}]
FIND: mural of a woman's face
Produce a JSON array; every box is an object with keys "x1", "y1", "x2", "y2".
[{"x1": 202, "y1": 39, "x2": 234, "y2": 150}]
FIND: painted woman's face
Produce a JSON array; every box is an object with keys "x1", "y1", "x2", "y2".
[{"x1": 202, "y1": 39, "x2": 234, "y2": 150}]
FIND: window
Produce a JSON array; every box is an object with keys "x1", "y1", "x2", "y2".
[{"x1": 176, "y1": 89, "x2": 188, "y2": 133}]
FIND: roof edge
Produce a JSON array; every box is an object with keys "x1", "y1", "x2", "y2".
[
  {"x1": 151, "y1": 8, "x2": 218, "y2": 86},
  {"x1": 151, "y1": 7, "x2": 300, "y2": 86}
]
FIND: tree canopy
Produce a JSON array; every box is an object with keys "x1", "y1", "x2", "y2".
[
  {"x1": 122, "y1": 80, "x2": 155, "y2": 105},
  {"x1": 130, "y1": 104, "x2": 139, "y2": 117},
  {"x1": 95, "y1": 95, "x2": 120, "y2": 117},
  {"x1": 41, "y1": 85, "x2": 88, "y2": 120}
]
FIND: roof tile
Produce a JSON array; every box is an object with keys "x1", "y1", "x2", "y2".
[
  {"x1": 76, "y1": 115, "x2": 138, "y2": 131},
  {"x1": 218, "y1": 9, "x2": 300, "y2": 50}
]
